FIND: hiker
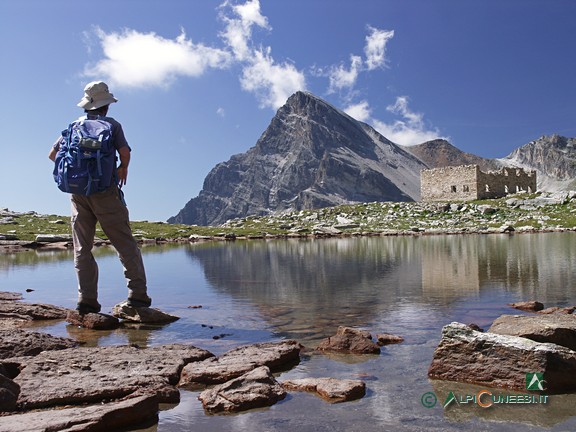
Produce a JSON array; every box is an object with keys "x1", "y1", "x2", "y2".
[{"x1": 48, "y1": 81, "x2": 152, "y2": 314}]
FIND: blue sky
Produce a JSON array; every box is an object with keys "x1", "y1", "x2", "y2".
[{"x1": 2, "y1": 0, "x2": 575, "y2": 222}]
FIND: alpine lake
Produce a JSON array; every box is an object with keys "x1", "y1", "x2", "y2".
[{"x1": 3, "y1": 232, "x2": 576, "y2": 432}]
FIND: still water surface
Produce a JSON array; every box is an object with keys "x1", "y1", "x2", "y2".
[{"x1": 2, "y1": 233, "x2": 576, "y2": 431}]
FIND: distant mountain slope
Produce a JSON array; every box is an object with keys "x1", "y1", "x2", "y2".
[
  {"x1": 404, "y1": 139, "x2": 502, "y2": 172},
  {"x1": 500, "y1": 134, "x2": 576, "y2": 191},
  {"x1": 168, "y1": 91, "x2": 427, "y2": 226}
]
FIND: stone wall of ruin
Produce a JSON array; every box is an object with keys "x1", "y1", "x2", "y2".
[
  {"x1": 476, "y1": 167, "x2": 537, "y2": 199},
  {"x1": 421, "y1": 165, "x2": 480, "y2": 201},
  {"x1": 421, "y1": 165, "x2": 536, "y2": 201}
]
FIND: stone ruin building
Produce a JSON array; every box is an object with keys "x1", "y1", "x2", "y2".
[{"x1": 421, "y1": 164, "x2": 537, "y2": 201}]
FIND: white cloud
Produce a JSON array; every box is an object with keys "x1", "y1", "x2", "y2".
[
  {"x1": 328, "y1": 55, "x2": 362, "y2": 93},
  {"x1": 345, "y1": 97, "x2": 444, "y2": 146},
  {"x1": 84, "y1": 27, "x2": 231, "y2": 88},
  {"x1": 220, "y1": 0, "x2": 305, "y2": 109},
  {"x1": 373, "y1": 96, "x2": 443, "y2": 146},
  {"x1": 344, "y1": 100, "x2": 372, "y2": 122},
  {"x1": 364, "y1": 27, "x2": 394, "y2": 70},
  {"x1": 327, "y1": 26, "x2": 393, "y2": 93},
  {"x1": 217, "y1": 107, "x2": 226, "y2": 117},
  {"x1": 219, "y1": 0, "x2": 270, "y2": 61},
  {"x1": 240, "y1": 48, "x2": 306, "y2": 109}
]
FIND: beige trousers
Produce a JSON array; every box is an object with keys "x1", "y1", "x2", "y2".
[{"x1": 71, "y1": 186, "x2": 148, "y2": 307}]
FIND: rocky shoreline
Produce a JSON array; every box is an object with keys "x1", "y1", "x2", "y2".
[
  {"x1": 1, "y1": 290, "x2": 576, "y2": 430},
  {"x1": 3, "y1": 191, "x2": 576, "y2": 254},
  {"x1": 0, "y1": 293, "x2": 390, "y2": 431}
]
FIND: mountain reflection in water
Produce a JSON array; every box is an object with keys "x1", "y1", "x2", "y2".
[{"x1": 3, "y1": 233, "x2": 576, "y2": 431}]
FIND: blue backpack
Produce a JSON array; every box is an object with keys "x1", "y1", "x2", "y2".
[{"x1": 53, "y1": 116, "x2": 117, "y2": 195}]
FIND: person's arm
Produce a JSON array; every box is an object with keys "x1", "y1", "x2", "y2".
[
  {"x1": 48, "y1": 138, "x2": 61, "y2": 161},
  {"x1": 117, "y1": 146, "x2": 130, "y2": 187}
]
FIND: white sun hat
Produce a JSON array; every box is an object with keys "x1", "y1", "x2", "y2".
[{"x1": 77, "y1": 81, "x2": 118, "y2": 110}]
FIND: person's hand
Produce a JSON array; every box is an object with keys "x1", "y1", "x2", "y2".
[{"x1": 117, "y1": 166, "x2": 128, "y2": 188}]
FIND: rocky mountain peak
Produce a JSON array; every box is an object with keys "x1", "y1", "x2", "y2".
[
  {"x1": 503, "y1": 134, "x2": 576, "y2": 185},
  {"x1": 168, "y1": 91, "x2": 426, "y2": 226}
]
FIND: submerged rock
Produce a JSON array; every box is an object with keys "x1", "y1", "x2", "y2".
[
  {"x1": 317, "y1": 326, "x2": 380, "y2": 354},
  {"x1": 282, "y1": 377, "x2": 366, "y2": 403},
  {"x1": 112, "y1": 302, "x2": 180, "y2": 323},
  {"x1": 198, "y1": 366, "x2": 286, "y2": 413},
  {"x1": 376, "y1": 333, "x2": 404, "y2": 345},
  {"x1": 179, "y1": 340, "x2": 301, "y2": 388},
  {"x1": 0, "y1": 394, "x2": 158, "y2": 432},
  {"x1": 489, "y1": 314, "x2": 576, "y2": 351},
  {"x1": 428, "y1": 322, "x2": 576, "y2": 393},
  {"x1": 538, "y1": 306, "x2": 575, "y2": 315},
  {"x1": 508, "y1": 301, "x2": 544, "y2": 312}
]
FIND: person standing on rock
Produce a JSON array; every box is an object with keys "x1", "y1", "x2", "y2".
[{"x1": 48, "y1": 81, "x2": 152, "y2": 314}]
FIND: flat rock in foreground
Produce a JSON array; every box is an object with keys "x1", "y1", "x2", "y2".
[
  {"x1": 0, "y1": 329, "x2": 78, "y2": 359},
  {"x1": 0, "y1": 394, "x2": 158, "y2": 432},
  {"x1": 198, "y1": 366, "x2": 286, "y2": 413},
  {"x1": 428, "y1": 322, "x2": 576, "y2": 393},
  {"x1": 282, "y1": 377, "x2": 366, "y2": 403},
  {"x1": 179, "y1": 340, "x2": 301, "y2": 387},
  {"x1": 489, "y1": 314, "x2": 576, "y2": 351},
  {"x1": 0, "y1": 301, "x2": 69, "y2": 320},
  {"x1": 12, "y1": 344, "x2": 213, "y2": 410}
]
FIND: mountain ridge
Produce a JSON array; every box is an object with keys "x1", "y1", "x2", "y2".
[
  {"x1": 169, "y1": 91, "x2": 427, "y2": 225},
  {"x1": 169, "y1": 91, "x2": 576, "y2": 226}
]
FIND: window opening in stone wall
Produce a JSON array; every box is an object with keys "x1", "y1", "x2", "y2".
[
  {"x1": 463, "y1": 185, "x2": 469, "y2": 192},
  {"x1": 485, "y1": 184, "x2": 490, "y2": 192},
  {"x1": 451, "y1": 185, "x2": 457, "y2": 193},
  {"x1": 504, "y1": 185, "x2": 509, "y2": 193}
]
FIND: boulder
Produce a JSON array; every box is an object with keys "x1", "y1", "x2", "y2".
[
  {"x1": 13, "y1": 344, "x2": 213, "y2": 409},
  {"x1": 316, "y1": 326, "x2": 380, "y2": 354},
  {"x1": 66, "y1": 311, "x2": 120, "y2": 330},
  {"x1": 0, "y1": 302, "x2": 69, "y2": 320},
  {"x1": 112, "y1": 302, "x2": 180, "y2": 323},
  {"x1": 0, "y1": 329, "x2": 78, "y2": 359},
  {"x1": 179, "y1": 340, "x2": 301, "y2": 387},
  {"x1": 428, "y1": 322, "x2": 576, "y2": 393},
  {"x1": 508, "y1": 301, "x2": 544, "y2": 312},
  {"x1": 198, "y1": 366, "x2": 286, "y2": 413},
  {"x1": 282, "y1": 377, "x2": 366, "y2": 403},
  {"x1": 0, "y1": 394, "x2": 158, "y2": 432},
  {"x1": 488, "y1": 314, "x2": 576, "y2": 351},
  {"x1": 376, "y1": 333, "x2": 404, "y2": 345}
]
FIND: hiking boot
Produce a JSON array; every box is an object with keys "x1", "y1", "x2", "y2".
[
  {"x1": 76, "y1": 302, "x2": 101, "y2": 314},
  {"x1": 126, "y1": 296, "x2": 152, "y2": 308}
]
